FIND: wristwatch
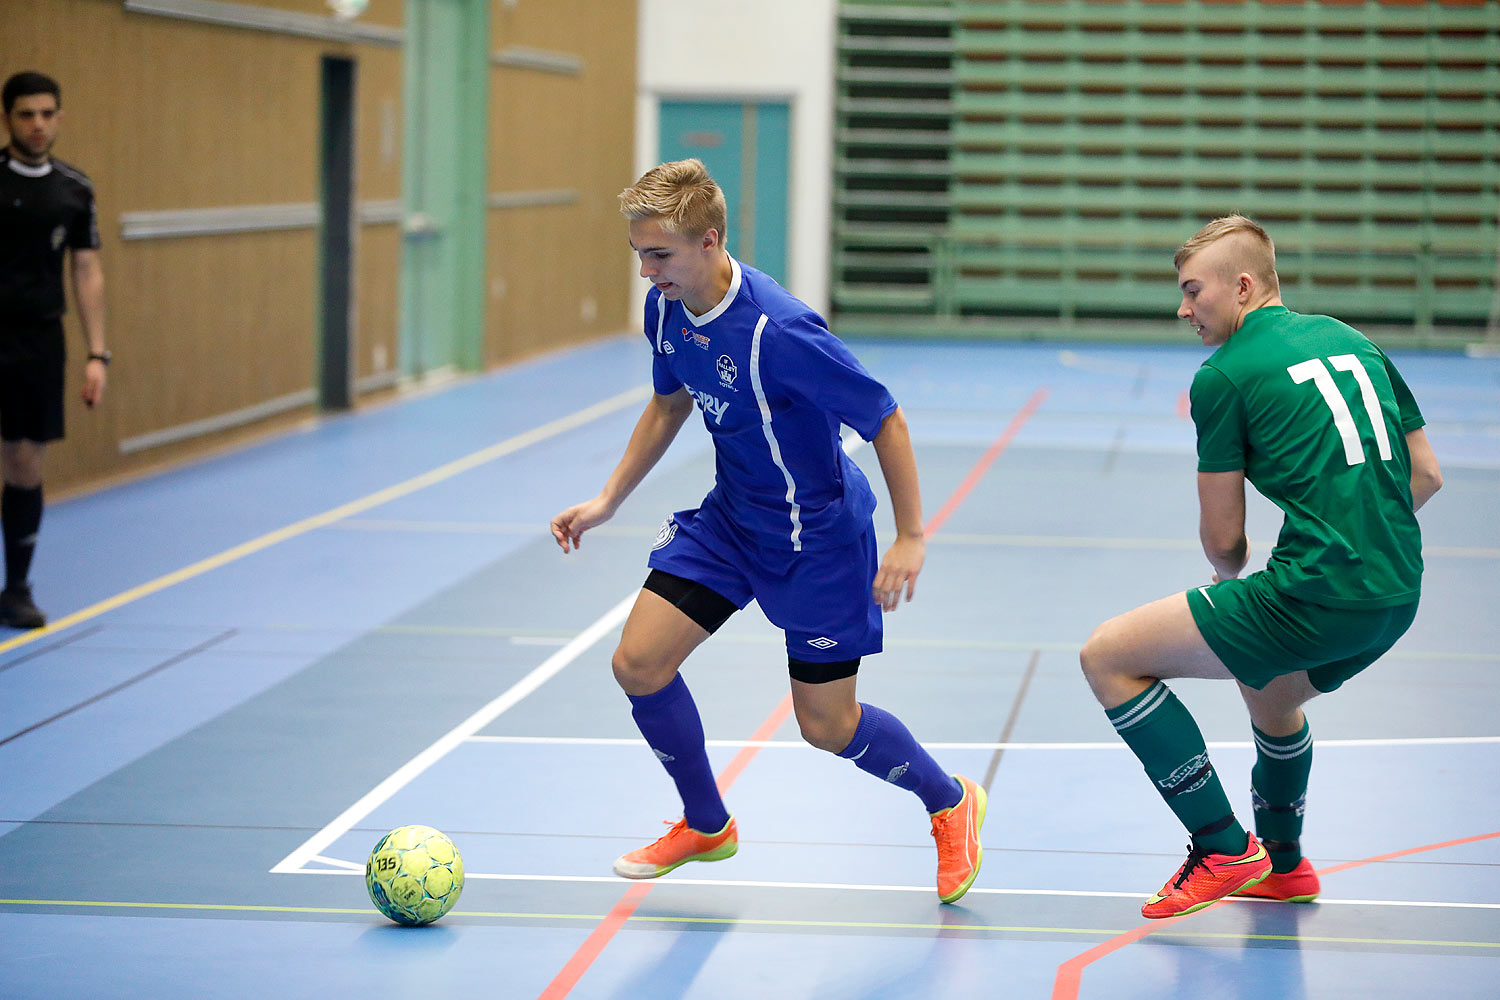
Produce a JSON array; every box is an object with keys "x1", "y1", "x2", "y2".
[{"x1": 88, "y1": 350, "x2": 112, "y2": 365}]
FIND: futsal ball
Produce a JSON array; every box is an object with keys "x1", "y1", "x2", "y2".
[{"x1": 365, "y1": 824, "x2": 465, "y2": 926}]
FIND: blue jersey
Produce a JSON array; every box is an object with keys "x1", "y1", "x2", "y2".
[{"x1": 645, "y1": 258, "x2": 898, "y2": 552}]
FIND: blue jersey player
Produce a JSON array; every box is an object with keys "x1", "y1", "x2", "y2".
[{"x1": 550, "y1": 159, "x2": 984, "y2": 903}]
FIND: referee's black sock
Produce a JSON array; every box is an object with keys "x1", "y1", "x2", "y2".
[{"x1": 2, "y1": 483, "x2": 44, "y2": 590}]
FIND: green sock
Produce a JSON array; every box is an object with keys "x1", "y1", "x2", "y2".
[
  {"x1": 1107, "y1": 681, "x2": 1247, "y2": 856},
  {"x1": 1250, "y1": 719, "x2": 1313, "y2": 873}
]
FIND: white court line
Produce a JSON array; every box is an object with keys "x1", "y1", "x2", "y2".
[
  {"x1": 268, "y1": 592, "x2": 638, "y2": 874},
  {"x1": 289, "y1": 867, "x2": 1500, "y2": 909},
  {"x1": 463, "y1": 735, "x2": 1500, "y2": 750}
]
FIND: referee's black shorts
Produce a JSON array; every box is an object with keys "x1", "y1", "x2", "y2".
[{"x1": 0, "y1": 317, "x2": 67, "y2": 443}]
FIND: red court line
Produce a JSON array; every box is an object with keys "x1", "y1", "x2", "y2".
[
  {"x1": 1050, "y1": 829, "x2": 1500, "y2": 1000},
  {"x1": 536, "y1": 882, "x2": 653, "y2": 1000},
  {"x1": 1314, "y1": 829, "x2": 1500, "y2": 877},
  {"x1": 535, "y1": 694, "x2": 794, "y2": 1000},
  {"x1": 540, "y1": 399, "x2": 1043, "y2": 998},
  {"x1": 715, "y1": 693, "x2": 796, "y2": 794},
  {"x1": 925, "y1": 386, "x2": 1049, "y2": 536}
]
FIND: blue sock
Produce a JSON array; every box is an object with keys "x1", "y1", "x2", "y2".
[
  {"x1": 837, "y1": 703, "x2": 961, "y2": 813},
  {"x1": 627, "y1": 674, "x2": 730, "y2": 834}
]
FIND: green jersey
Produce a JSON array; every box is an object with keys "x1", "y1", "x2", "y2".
[{"x1": 1190, "y1": 305, "x2": 1425, "y2": 609}]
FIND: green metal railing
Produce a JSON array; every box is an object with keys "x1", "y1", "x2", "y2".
[{"x1": 833, "y1": 0, "x2": 1500, "y2": 342}]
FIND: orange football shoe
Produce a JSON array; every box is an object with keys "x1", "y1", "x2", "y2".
[
  {"x1": 612, "y1": 816, "x2": 738, "y2": 879},
  {"x1": 1142, "y1": 833, "x2": 1272, "y2": 918},
  {"x1": 930, "y1": 775, "x2": 986, "y2": 904}
]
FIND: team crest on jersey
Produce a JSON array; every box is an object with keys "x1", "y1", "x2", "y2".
[
  {"x1": 716, "y1": 354, "x2": 737, "y2": 388},
  {"x1": 51, "y1": 225, "x2": 66, "y2": 251},
  {"x1": 682, "y1": 327, "x2": 710, "y2": 351},
  {"x1": 652, "y1": 516, "x2": 678, "y2": 550}
]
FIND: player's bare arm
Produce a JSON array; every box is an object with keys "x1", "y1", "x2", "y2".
[
  {"x1": 870, "y1": 405, "x2": 925, "y2": 610},
  {"x1": 1405, "y1": 428, "x2": 1443, "y2": 511},
  {"x1": 1198, "y1": 469, "x2": 1248, "y2": 581},
  {"x1": 550, "y1": 388, "x2": 694, "y2": 553},
  {"x1": 71, "y1": 247, "x2": 107, "y2": 407}
]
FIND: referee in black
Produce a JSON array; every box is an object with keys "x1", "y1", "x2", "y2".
[{"x1": 1, "y1": 71, "x2": 111, "y2": 629}]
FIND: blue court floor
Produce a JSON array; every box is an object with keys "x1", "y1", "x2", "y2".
[{"x1": 0, "y1": 334, "x2": 1496, "y2": 999}]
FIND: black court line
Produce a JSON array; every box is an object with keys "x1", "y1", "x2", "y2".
[
  {"x1": 1100, "y1": 424, "x2": 1128, "y2": 477},
  {"x1": 982, "y1": 648, "x2": 1041, "y2": 791},
  {"x1": 0, "y1": 629, "x2": 238, "y2": 748},
  {"x1": 0, "y1": 625, "x2": 105, "y2": 676},
  {"x1": 1131, "y1": 364, "x2": 1150, "y2": 398}
]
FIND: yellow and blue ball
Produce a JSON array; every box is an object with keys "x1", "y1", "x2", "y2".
[{"x1": 365, "y1": 824, "x2": 465, "y2": 926}]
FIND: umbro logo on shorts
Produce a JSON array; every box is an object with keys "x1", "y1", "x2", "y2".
[
  {"x1": 807, "y1": 636, "x2": 838, "y2": 649},
  {"x1": 652, "y1": 517, "x2": 678, "y2": 550}
]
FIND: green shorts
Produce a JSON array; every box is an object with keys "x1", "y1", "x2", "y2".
[{"x1": 1186, "y1": 572, "x2": 1418, "y2": 692}]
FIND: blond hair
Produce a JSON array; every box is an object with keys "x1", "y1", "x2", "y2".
[
  {"x1": 1174, "y1": 215, "x2": 1280, "y2": 291},
  {"x1": 619, "y1": 159, "x2": 728, "y2": 241}
]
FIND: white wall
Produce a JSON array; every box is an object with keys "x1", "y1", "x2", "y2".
[{"x1": 631, "y1": 0, "x2": 837, "y2": 320}]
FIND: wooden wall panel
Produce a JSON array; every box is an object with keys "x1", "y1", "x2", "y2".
[
  {"x1": 3, "y1": 0, "x2": 637, "y2": 493},
  {"x1": 353, "y1": 44, "x2": 402, "y2": 385},
  {"x1": 356, "y1": 224, "x2": 401, "y2": 381},
  {"x1": 486, "y1": 1, "x2": 637, "y2": 365},
  {"x1": 5, "y1": 0, "x2": 403, "y2": 492},
  {"x1": 113, "y1": 231, "x2": 318, "y2": 424},
  {"x1": 241, "y1": 0, "x2": 404, "y2": 30}
]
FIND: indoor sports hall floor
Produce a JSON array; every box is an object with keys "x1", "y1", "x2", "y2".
[{"x1": 0, "y1": 334, "x2": 1495, "y2": 999}]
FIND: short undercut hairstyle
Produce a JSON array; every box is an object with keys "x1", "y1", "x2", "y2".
[
  {"x1": 3, "y1": 71, "x2": 61, "y2": 115},
  {"x1": 619, "y1": 158, "x2": 729, "y2": 241},
  {"x1": 1174, "y1": 214, "x2": 1280, "y2": 292}
]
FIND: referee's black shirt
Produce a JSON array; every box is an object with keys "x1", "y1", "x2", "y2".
[{"x1": 0, "y1": 148, "x2": 99, "y2": 323}]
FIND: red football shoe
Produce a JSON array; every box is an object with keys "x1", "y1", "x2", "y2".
[
  {"x1": 1233, "y1": 856, "x2": 1320, "y2": 903},
  {"x1": 1142, "y1": 833, "x2": 1272, "y2": 918}
]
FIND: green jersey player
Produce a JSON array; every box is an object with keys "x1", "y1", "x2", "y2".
[{"x1": 1079, "y1": 215, "x2": 1443, "y2": 918}]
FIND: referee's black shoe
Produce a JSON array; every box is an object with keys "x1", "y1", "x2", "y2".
[{"x1": 0, "y1": 586, "x2": 46, "y2": 629}]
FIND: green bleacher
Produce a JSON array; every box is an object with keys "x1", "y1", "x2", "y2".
[{"x1": 832, "y1": 0, "x2": 1500, "y2": 344}]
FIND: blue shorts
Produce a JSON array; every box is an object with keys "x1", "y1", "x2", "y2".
[{"x1": 646, "y1": 506, "x2": 882, "y2": 663}]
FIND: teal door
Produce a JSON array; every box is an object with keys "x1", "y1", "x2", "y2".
[
  {"x1": 400, "y1": 0, "x2": 488, "y2": 376},
  {"x1": 659, "y1": 100, "x2": 790, "y2": 286}
]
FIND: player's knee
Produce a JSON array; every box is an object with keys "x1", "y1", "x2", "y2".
[
  {"x1": 795, "y1": 705, "x2": 858, "y2": 753},
  {"x1": 1078, "y1": 623, "x2": 1115, "y2": 682},
  {"x1": 610, "y1": 643, "x2": 673, "y2": 695},
  {"x1": 798, "y1": 719, "x2": 851, "y2": 753},
  {"x1": 1079, "y1": 622, "x2": 1130, "y2": 701}
]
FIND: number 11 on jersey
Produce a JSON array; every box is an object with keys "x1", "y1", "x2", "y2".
[{"x1": 1287, "y1": 354, "x2": 1394, "y2": 466}]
